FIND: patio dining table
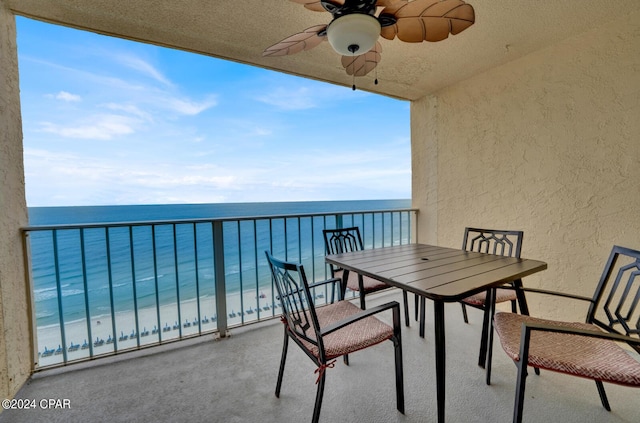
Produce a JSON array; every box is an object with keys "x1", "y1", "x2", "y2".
[{"x1": 325, "y1": 243, "x2": 547, "y2": 423}]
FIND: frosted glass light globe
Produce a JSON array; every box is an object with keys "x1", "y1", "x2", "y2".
[{"x1": 327, "y1": 14, "x2": 381, "y2": 56}]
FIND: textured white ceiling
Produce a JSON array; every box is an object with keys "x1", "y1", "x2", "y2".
[{"x1": 7, "y1": 0, "x2": 640, "y2": 100}]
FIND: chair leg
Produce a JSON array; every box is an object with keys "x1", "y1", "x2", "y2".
[
  {"x1": 402, "y1": 290, "x2": 410, "y2": 327},
  {"x1": 485, "y1": 291, "x2": 496, "y2": 385},
  {"x1": 275, "y1": 330, "x2": 289, "y2": 398},
  {"x1": 312, "y1": 366, "x2": 326, "y2": 423},
  {"x1": 595, "y1": 380, "x2": 611, "y2": 411},
  {"x1": 513, "y1": 363, "x2": 528, "y2": 423},
  {"x1": 478, "y1": 289, "x2": 493, "y2": 368},
  {"x1": 358, "y1": 275, "x2": 366, "y2": 310},
  {"x1": 392, "y1": 303, "x2": 405, "y2": 414},
  {"x1": 513, "y1": 324, "x2": 533, "y2": 423},
  {"x1": 419, "y1": 296, "x2": 426, "y2": 338},
  {"x1": 486, "y1": 326, "x2": 494, "y2": 385},
  {"x1": 511, "y1": 299, "x2": 517, "y2": 313},
  {"x1": 359, "y1": 291, "x2": 366, "y2": 310},
  {"x1": 461, "y1": 302, "x2": 469, "y2": 324}
]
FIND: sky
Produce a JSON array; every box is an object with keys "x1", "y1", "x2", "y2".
[{"x1": 16, "y1": 17, "x2": 410, "y2": 207}]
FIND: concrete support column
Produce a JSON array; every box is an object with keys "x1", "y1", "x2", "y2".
[
  {"x1": 410, "y1": 95, "x2": 439, "y2": 244},
  {"x1": 0, "y1": 3, "x2": 32, "y2": 399}
]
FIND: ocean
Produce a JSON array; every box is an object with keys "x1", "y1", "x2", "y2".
[
  {"x1": 28, "y1": 200, "x2": 411, "y2": 226},
  {"x1": 28, "y1": 199, "x2": 412, "y2": 363}
]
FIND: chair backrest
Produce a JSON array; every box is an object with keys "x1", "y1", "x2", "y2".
[
  {"x1": 323, "y1": 227, "x2": 364, "y2": 255},
  {"x1": 462, "y1": 227, "x2": 524, "y2": 258},
  {"x1": 265, "y1": 251, "x2": 323, "y2": 349},
  {"x1": 587, "y1": 245, "x2": 640, "y2": 352}
]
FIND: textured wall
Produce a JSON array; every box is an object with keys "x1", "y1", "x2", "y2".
[
  {"x1": 412, "y1": 10, "x2": 640, "y2": 320},
  {"x1": 0, "y1": 3, "x2": 31, "y2": 399}
]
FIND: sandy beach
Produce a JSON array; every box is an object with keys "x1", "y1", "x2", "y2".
[{"x1": 36, "y1": 286, "x2": 283, "y2": 367}]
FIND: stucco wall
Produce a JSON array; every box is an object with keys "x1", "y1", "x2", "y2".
[
  {"x1": 0, "y1": 3, "x2": 31, "y2": 399},
  {"x1": 412, "y1": 10, "x2": 640, "y2": 320}
]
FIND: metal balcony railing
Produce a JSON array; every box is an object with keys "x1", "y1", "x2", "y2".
[{"x1": 22, "y1": 208, "x2": 417, "y2": 369}]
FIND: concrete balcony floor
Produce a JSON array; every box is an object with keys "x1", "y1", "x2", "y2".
[{"x1": 1, "y1": 290, "x2": 638, "y2": 423}]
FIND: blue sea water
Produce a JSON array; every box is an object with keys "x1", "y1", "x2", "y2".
[
  {"x1": 28, "y1": 200, "x2": 411, "y2": 329},
  {"x1": 28, "y1": 200, "x2": 411, "y2": 225}
]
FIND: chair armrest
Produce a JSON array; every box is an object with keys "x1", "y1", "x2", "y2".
[
  {"x1": 521, "y1": 321, "x2": 640, "y2": 348},
  {"x1": 518, "y1": 287, "x2": 593, "y2": 303},
  {"x1": 308, "y1": 277, "x2": 341, "y2": 290},
  {"x1": 308, "y1": 277, "x2": 343, "y2": 301},
  {"x1": 320, "y1": 301, "x2": 400, "y2": 337}
]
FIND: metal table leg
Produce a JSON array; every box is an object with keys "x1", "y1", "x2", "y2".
[
  {"x1": 478, "y1": 288, "x2": 495, "y2": 368},
  {"x1": 434, "y1": 300, "x2": 445, "y2": 423}
]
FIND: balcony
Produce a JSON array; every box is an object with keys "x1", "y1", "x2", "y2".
[
  {"x1": 4, "y1": 288, "x2": 638, "y2": 422},
  {"x1": 11, "y1": 206, "x2": 639, "y2": 422}
]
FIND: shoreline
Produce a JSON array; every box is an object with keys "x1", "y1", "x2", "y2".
[{"x1": 36, "y1": 287, "x2": 287, "y2": 367}]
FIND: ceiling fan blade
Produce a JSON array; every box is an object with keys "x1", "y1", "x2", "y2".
[
  {"x1": 375, "y1": 0, "x2": 401, "y2": 7},
  {"x1": 381, "y1": 0, "x2": 474, "y2": 42},
  {"x1": 263, "y1": 25, "x2": 328, "y2": 57},
  {"x1": 341, "y1": 41, "x2": 382, "y2": 76},
  {"x1": 291, "y1": 0, "x2": 345, "y2": 12}
]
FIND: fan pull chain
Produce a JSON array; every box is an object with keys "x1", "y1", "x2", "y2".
[
  {"x1": 352, "y1": 72, "x2": 356, "y2": 91},
  {"x1": 375, "y1": 67, "x2": 378, "y2": 85}
]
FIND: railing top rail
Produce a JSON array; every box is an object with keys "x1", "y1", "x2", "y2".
[{"x1": 22, "y1": 207, "x2": 418, "y2": 232}]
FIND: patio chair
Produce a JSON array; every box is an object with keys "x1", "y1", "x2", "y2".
[
  {"x1": 265, "y1": 251, "x2": 404, "y2": 423},
  {"x1": 323, "y1": 227, "x2": 411, "y2": 326},
  {"x1": 491, "y1": 245, "x2": 640, "y2": 423},
  {"x1": 459, "y1": 228, "x2": 526, "y2": 324},
  {"x1": 417, "y1": 228, "x2": 531, "y2": 368}
]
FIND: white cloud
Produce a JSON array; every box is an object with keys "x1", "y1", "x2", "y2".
[
  {"x1": 114, "y1": 54, "x2": 173, "y2": 87},
  {"x1": 161, "y1": 94, "x2": 218, "y2": 115},
  {"x1": 54, "y1": 91, "x2": 81, "y2": 102},
  {"x1": 38, "y1": 114, "x2": 138, "y2": 140},
  {"x1": 102, "y1": 103, "x2": 153, "y2": 121}
]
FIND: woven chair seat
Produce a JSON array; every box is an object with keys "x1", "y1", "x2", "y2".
[
  {"x1": 463, "y1": 287, "x2": 516, "y2": 306},
  {"x1": 334, "y1": 269, "x2": 388, "y2": 292},
  {"x1": 494, "y1": 312, "x2": 640, "y2": 387},
  {"x1": 297, "y1": 301, "x2": 393, "y2": 360}
]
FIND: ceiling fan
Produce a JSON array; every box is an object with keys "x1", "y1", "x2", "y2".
[{"x1": 263, "y1": 0, "x2": 475, "y2": 87}]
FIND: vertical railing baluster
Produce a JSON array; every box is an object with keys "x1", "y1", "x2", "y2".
[
  {"x1": 52, "y1": 230, "x2": 67, "y2": 363},
  {"x1": 237, "y1": 221, "x2": 245, "y2": 323},
  {"x1": 310, "y1": 217, "x2": 316, "y2": 284},
  {"x1": 268, "y1": 219, "x2": 275, "y2": 311},
  {"x1": 22, "y1": 231, "x2": 38, "y2": 365},
  {"x1": 105, "y1": 227, "x2": 117, "y2": 352},
  {"x1": 253, "y1": 220, "x2": 260, "y2": 319},
  {"x1": 172, "y1": 224, "x2": 182, "y2": 335},
  {"x1": 297, "y1": 217, "x2": 302, "y2": 263},
  {"x1": 391, "y1": 212, "x2": 395, "y2": 246},
  {"x1": 193, "y1": 223, "x2": 202, "y2": 334},
  {"x1": 382, "y1": 212, "x2": 387, "y2": 247},
  {"x1": 151, "y1": 225, "x2": 163, "y2": 341},
  {"x1": 322, "y1": 215, "x2": 327, "y2": 283},
  {"x1": 128, "y1": 227, "x2": 140, "y2": 347},
  {"x1": 213, "y1": 221, "x2": 228, "y2": 337},
  {"x1": 284, "y1": 218, "x2": 288, "y2": 261},
  {"x1": 80, "y1": 229, "x2": 93, "y2": 358}
]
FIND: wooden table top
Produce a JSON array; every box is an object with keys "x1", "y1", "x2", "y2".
[{"x1": 325, "y1": 243, "x2": 547, "y2": 302}]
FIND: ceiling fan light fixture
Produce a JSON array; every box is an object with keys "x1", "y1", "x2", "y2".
[{"x1": 327, "y1": 13, "x2": 381, "y2": 56}]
